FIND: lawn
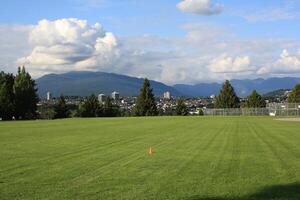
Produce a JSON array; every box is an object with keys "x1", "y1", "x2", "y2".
[{"x1": 0, "y1": 117, "x2": 300, "y2": 200}]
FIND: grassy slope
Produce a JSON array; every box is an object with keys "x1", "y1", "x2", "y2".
[{"x1": 0, "y1": 117, "x2": 300, "y2": 200}]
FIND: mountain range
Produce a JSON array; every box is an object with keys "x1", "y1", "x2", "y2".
[
  {"x1": 36, "y1": 71, "x2": 180, "y2": 98},
  {"x1": 174, "y1": 77, "x2": 300, "y2": 97},
  {"x1": 36, "y1": 71, "x2": 300, "y2": 98}
]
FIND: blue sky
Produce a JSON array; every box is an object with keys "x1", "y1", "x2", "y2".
[
  {"x1": 1, "y1": 0, "x2": 300, "y2": 38},
  {"x1": 1, "y1": 0, "x2": 300, "y2": 84}
]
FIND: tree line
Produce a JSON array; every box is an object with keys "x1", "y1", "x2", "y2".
[
  {"x1": 0, "y1": 67, "x2": 123, "y2": 120},
  {"x1": 0, "y1": 67, "x2": 38, "y2": 120},
  {"x1": 39, "y1": 94, "x2": 122, "y2": 119},
  {"x1": 1, "y1": 68, "x2": 300, "y2": 120},
  {"x1": 214, "y1": 80, "x2": 266, "y2": 109},
  {"x1": 214, "y1": 80, "x2": 300, "y2": 109},
  {"x1": 132, "y1": 78, "x2": 300, "y2": 116}
]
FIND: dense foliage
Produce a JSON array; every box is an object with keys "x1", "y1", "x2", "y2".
[
  {"x1": 244, "y1": 90, "x2": 266, "y2": 108},
  {"x1": 288, "y1": 84, "x2": 300, "y2": 103},
  {"x1": 215, "y1": 80, "x2": 240, "y2": 108},
  {"x1": 54, "y1": 95, "x2": 70, "y2": 119},
  {"x1": 77, "y1": 95, "x2": 101, "y2": 117},
  {"x1": 134, "y1": 78, "x2": 158, "y2": 116},
  {"x1": 0, "y1": 72, "x2": 15, "y2": 120},
  {"x1": 102, "y1": 97, "x2": 120, "y2": 117},
  {"x1": 198, "y1": 109, "x2": 204, "y2": 116},
  {"x1": 38, "y1": 104, "x2": 56, "y2": 120},
  {"x1": 176, "y1": 98, "x2": 188, "y2": 116},
  {"x1": 13, "y1": 67, "x2": 39, "y2": 119},
  {"x1": 77, "y1": 95, "x2": 120, "y2": 117},
  {"x1": 0, "y1": 67, "x2": 38, "y2": 120}
]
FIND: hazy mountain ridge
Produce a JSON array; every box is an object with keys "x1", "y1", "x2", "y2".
[
  {"x1": 36, "y1": 71, "x2": 181, "y2": 97},
  {"x1": 263, "y1": 89, "x2": 290, "y2": 98},
  {"x1": 174, "y1": 77, "x2": 300, "y2": 97},
  {"x1": 36, "y1": 71, "x2": 300, "y2": 97}
]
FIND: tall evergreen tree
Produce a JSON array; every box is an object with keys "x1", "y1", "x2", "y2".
[
  {"x1": 0, "y1": 72, "x2": 15, "y2": 120},
  {"x1": 134, "y1": 78, "x2": 158, "y2": 116},
  {"x1": 102, "y1": 97, "x2": 112, "y2": 117},
  {"x1": 244, "y1": 90, "x2": 266, "y2": 108},
  {"x1": 176, "y1": 98, "x2": 188, "y2": 116},
  {"x1": 103, "y1": 97, "x2": 120, "y2": 117},
  {"x1": 13, "y1": 67, "x2": 39, "y2": 119},
  {"x1": 215, "y1": 80, "x2": 240, "y2": 108},
  {"x1": 77, "y1": 94, "x2": 101, "y2": 117},
  {"x1": 288, "y1": 84, "x2": 300, "y2": 103},
  {"x1": 54, "y1": 95, "x2": 69, "y2": 119}
]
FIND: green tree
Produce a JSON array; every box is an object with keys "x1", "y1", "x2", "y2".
[
  {"x1": 103, "y1": 97, "x2": 113, "y2": 117},
  {"x1": 77, "y1": 94, "x2": 101, "y2": 117},
  {"x1": 0, "y1": 72, "x2": 15, "y2": 120},
  {"x1": 244, "y1": 90, "x2": 266, "y2": 108},
  {"x1": 198, "y1": 109, "x2": 204, "y2": 116},
  {"x1": 134, "y1": 78, "x2": 158, "y2": 116},
  {"x1": 54, "y1": 95, "x2": 69, "y2": 119},
  {"x1": 102, "y1": 97, "x2": 120, "y2": 117},
  {"x1": 215, "y1": 80, "x2": 240, "y2": 108},
  {"x1": 176, "y1": 98, "x2": 188, "y2": 116},
  {"x1": 288, "y1": 84, "x2": 300, "y2": 103},
  {"x1": 38, "y1": 104, "x2": 55, "y2": 120},
  {"x1": 13, "y1": 67, "x2": 39, "y2": 119}
]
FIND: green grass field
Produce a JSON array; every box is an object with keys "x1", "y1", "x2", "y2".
[{"x1": 1, "y1": 117, "x2": 300, "y2": 200}]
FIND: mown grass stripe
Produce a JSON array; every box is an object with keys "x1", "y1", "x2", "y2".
[{"x1": 1, "y1": 117, "x2": 300, "y2": 200}]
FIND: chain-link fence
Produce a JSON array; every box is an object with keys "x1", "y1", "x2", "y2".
[{"x1": 203, "y1": 103, "x2": 300, "y2": 116}]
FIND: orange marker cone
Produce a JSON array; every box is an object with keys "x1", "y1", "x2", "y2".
[{"x1": 148, "y1": 147, "x2": 154, "y2": 155}]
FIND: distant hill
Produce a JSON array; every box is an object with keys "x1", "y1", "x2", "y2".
[
  {"x1": 36, "y1": 71, "x2": 181, "y2": 98},
  {"x1": 263, "y1": 89, "x2": 290, "y2": 98},
  {"x1": 36, "y1": 71, "x2": 300, "y2": 98},
  {"x1": 174, "y1": 77, "x2": 300, "y2": 97},
  {"x1": 173, "y1": 83, "x2": 221, "y2": 97}
]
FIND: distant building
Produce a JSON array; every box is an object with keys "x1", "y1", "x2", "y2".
[
  {"x1": 111, "y1": 91, "x2": 120, "y2": 101},
  {"x1": 163, "y1": 91, "x2": 171, "y2": 100},
  {"x1": 98, "y1": 94, "x2": 107, "y2": 103},
  {"x1": 46, "y1": 92, "x2": 52, "y2": 101},
  {"x1": 284, "y1": 90, "x2": 292, "y2": 97}
]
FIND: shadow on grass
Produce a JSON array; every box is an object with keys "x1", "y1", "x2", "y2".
[{"x1": 185, "y1": 183, "x2": 300, "y2": 200}]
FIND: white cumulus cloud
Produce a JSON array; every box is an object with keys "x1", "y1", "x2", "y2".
[
  {"x1": 276, "y1": 49, "x2": 300, "y2": 71},
  {"x1": 18, "y1": 18, "x2": 120, "y2": 76},
  {"x1": 1, "y1": 19, "x2": 299, "y2": 83},
  {"x1": 257, "y1": 49, "x2": 300, "y2": 74},
  {"x1": 176, "y1": 0, "x2": 223, "y2": 16},
  {"x1": 209, "y1": 54, "x2": 253, "y2": 73},
  {"x1": 0, "y1": 25, "x2": 32, "y2": 73}
]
